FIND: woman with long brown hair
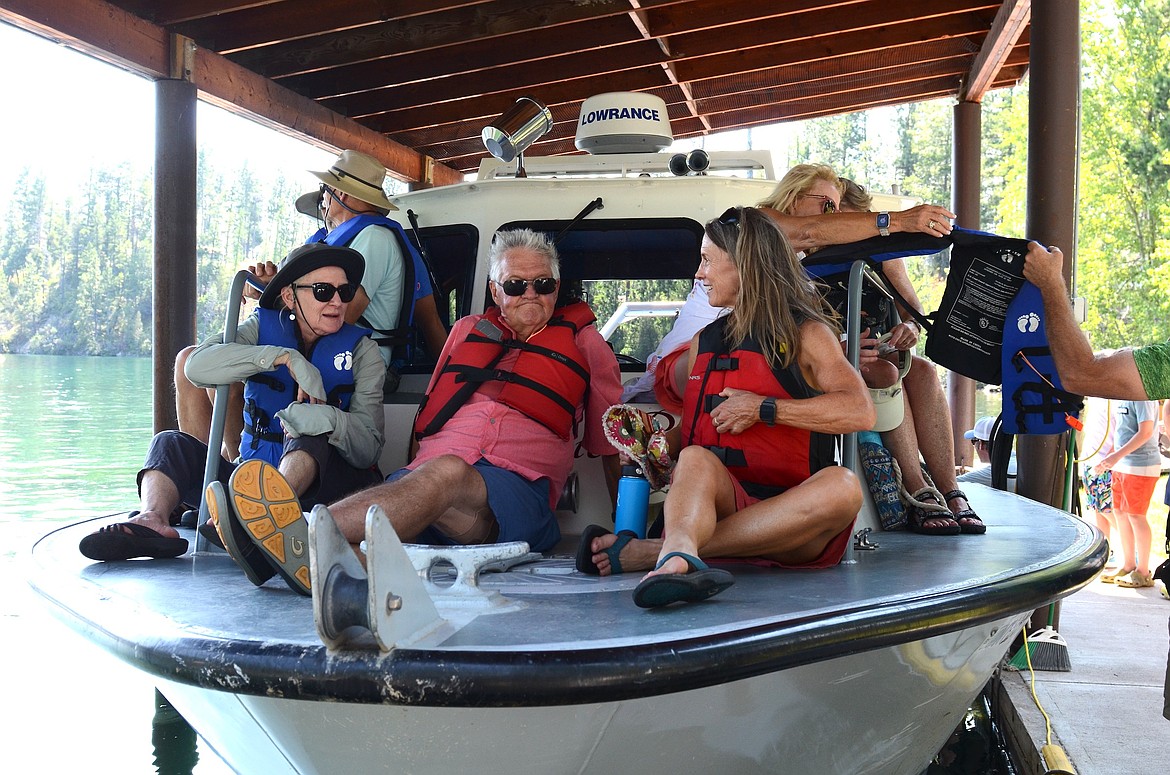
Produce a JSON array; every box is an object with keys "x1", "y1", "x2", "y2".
[{"x1": 588, "y1": 206, "x2": 874, "y2": 607}]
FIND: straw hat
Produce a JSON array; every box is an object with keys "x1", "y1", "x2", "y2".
[
  {"x1": 259, "y1": 243, "x2": 365, "y2": 310},
  {"x1": 309, "y1": 150, "x2": 397, "y2": 212}
]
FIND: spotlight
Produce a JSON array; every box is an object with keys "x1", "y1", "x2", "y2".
[
  {"x1": 481, "y1": 97, "x2": 553, "y2": 165},
  {"x1": 686, "y1": 148, "x2": 710, "y2": 174},
  {"x1": 668, "y1": 153, "x2": 689, "y2": 176}
]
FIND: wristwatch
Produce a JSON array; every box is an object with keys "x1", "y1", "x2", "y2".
[
  {"x1": 876, "y1": 211, "x2": 891, "y2": 237},
  {"x1": 759, "y1": 397, "x2": 777, "y2": 426}
]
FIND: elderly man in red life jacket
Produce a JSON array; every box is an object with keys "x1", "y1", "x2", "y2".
[{"x1": 215, "y1": 228, "x2": 623, "y2": 591}]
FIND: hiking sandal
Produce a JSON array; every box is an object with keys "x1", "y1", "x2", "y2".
[
  {"x1": 904, "y1": 487, "x2": 960, "y2": 536},
  {"x1": 943, "y1": 489, "x2": 986, "y2": 535}
]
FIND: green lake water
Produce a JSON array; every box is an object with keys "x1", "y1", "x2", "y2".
[{"x1": 0, "y1": 353, "x2": 229, "y2": 774}]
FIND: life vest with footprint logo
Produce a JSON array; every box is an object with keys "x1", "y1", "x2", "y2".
[{"x1": 241, "y1": 307, "x2": 372, "y2": 465}]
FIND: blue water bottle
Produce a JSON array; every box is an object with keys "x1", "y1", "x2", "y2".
[{"x1": 614, "y1": 464, "x2": 651, "y2": 538}]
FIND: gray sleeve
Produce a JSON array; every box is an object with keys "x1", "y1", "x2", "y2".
[
  {"x1": 322, "y1": 335, "x2": 386, "y2": 469},
  {"x1": 184, "y1": 315, "x2": 296, "y2": 388}
]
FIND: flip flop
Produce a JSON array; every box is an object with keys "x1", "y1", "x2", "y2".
[
  {"x1": 228, "y1": 459, "x2": 311, "y2": 596},
  {"x1": 574, "y1": 524, "x2": 636, "y2": 575},
  {"x1": 79, "y1": 515, "x2": 188, "y2": 561},
  {"x1": 632, "y1": 552, "x2": 735, "y2": 608},
  {"x1": 205, "y1": 480, "x2": 277, "y2": 586}
]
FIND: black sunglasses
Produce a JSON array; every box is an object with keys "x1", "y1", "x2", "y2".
[
  {"x1": 497, "y1": 277, "x2": 558, "y2": 296},
  {"x1": 291, "y1": 282, "x2": 358, "y2": 303}
]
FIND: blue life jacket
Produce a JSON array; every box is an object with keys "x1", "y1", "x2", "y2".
[
  {"x1": 803, "y1": 228, "x2": 1080, "y2": 435},
  {"x1": 240, "y1": 308, "x2": 370, "y2": 465},
  {"x1": 319, "y1": 215, "x2": 434, "y2": 366},
  {"x1": 1000, "y1": 281, "x2": 1082, "y2": 434}
]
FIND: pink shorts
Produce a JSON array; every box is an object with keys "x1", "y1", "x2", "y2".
[
  {"x1": 1111, "y1": 471, "x2": 1159, "y2": 515},
  {"x1": 719, "y1": 471, "x2": 854, "y2": 570}
]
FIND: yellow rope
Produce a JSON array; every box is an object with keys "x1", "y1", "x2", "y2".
[{"x1": 1019, "y1": 626, "x2": 1054, "y2": 746}]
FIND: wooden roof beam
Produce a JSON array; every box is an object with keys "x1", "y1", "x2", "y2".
[
  {"x1": 961, "y1": 0, "x2": 1030, "y2": 102},
  {"x1": 0, "y1": 0, "x2": 462, "y2": 186},
  {"x1": 627, "y1": 0, "x2": 710, "y2": 133}
]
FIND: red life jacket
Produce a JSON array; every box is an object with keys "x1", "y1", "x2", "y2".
[
  {"x1": 413, "y1": 302, "x2": 595, "y2": 441},
  {"x1": 682, "y1": 317, "x2": 836, "y2": 498}
]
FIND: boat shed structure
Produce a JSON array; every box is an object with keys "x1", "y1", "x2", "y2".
[{"x1": 0, "y1": 0, "x2": 1077, "y2": 502}]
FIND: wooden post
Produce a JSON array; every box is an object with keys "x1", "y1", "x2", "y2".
[
  {"x1": 1021, "y1": 0, "x2": 1082, "y2": 632},
  {"x1": 152, "y1": 35, "x2": 197, "y2": 433},
  {"x1": 951, "y1": 99, "x2": 982, "y2": 469}
]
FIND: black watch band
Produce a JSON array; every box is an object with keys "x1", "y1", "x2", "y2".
[{"x1": 760, "y1": 397, "x2": 777, "y2": 426}]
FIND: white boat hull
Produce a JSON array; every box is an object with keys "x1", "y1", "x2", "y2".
[{"x1": 158, "y1": 613, "x2": 1025, "y2": 775}]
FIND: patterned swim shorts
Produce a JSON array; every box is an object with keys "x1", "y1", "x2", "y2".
[{"x1": 1081, "y1": 465, "x2": 1112, "y2": 513}]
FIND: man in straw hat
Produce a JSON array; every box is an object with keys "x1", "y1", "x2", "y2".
[
  {"x1": 295, "y1": 150, "x2": 447, "y2": 363},
  {"x1": 173, "y1": 150, "x2": 447, "y2": 459}
]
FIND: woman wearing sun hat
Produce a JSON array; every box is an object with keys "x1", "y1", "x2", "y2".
[{"x1": 79, "y1": 243, "x2": 385, "y2": 596}]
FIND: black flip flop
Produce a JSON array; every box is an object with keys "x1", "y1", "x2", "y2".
[
  {"x1": 79, "y1": 519, "x2": 188, "y2": 561},
  {"x1": 574, "y1": 524, "x2": 636, "y2": 575},
  {"x1": 632, "y1": 552, "x2": 735, "y2": 608}
]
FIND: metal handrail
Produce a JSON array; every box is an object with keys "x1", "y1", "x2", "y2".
[{"x1": 194, "y1": 269, "x2": 255, "y2": 552}]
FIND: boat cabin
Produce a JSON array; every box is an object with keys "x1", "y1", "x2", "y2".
[{"x1": 373, "y1": 93, "x2": 912, "y2": 540}]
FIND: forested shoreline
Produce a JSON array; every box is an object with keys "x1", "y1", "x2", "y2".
[{"x1": 1, "y1": 1, "x2": 1166, "y2": 358}]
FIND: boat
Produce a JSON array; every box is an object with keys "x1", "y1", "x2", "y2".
[{"x1": 29, "y1": 94, "x2": 1105, "y2": 774}]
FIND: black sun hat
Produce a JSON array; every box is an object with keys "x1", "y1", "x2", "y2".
[{"x1": 259, "y1": 243, "x2": 365, "y2": 310}]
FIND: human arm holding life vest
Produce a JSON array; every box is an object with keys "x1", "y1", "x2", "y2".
[
  {"x1": 761, "y1": 203, "x2": 955, "y2": 253},
  {"x1": 1022, "y1": 242, "x2": 1149, "y2": 400},
  {"x1": 275, "y1": 335, "x2": 385, "y2": 470}
]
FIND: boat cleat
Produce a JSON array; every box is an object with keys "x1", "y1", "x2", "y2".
[
  {"x1": 310, "y1": 503, "x2": 535, "y2": 651},
  {"x1": 405, "y1": 540, "x2": 538, "y2": 607},
  {"x1": 852, "y1": 527, "x2": 880, "y2": 551},
  {"x1": 310, "y1": 503, "x2": 443, "y2": 651}
]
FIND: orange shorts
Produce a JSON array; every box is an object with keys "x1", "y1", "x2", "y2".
[{"x1": 1111, "y1": 471, "x2": 1159, "y2": 515}]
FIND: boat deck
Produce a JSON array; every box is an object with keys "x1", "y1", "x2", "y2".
[{"x1": 30, "y1": 483, "x2": 1105, "y2": 708}]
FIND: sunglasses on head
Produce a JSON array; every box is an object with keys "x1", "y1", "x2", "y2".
[
  {"x1": 497, "y1": 277, "x2": 558, "y2": 296},
  {"x1": 799, "y1": 193, "x2": 838, "y2": 214},
  {"x1": 717, "y1": 206, "x2": 743, "y2": 227},
  {"x1": 291, "y1": 282, "x2": 358, "y2": 303}
]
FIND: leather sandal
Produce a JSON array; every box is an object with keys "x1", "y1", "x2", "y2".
[
  {"x1": 943, "y1": 489, "x2": 986, "y2": 534},
  {"x1": 904, "y1": 488, "x2": 960, "y2": 536}
]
